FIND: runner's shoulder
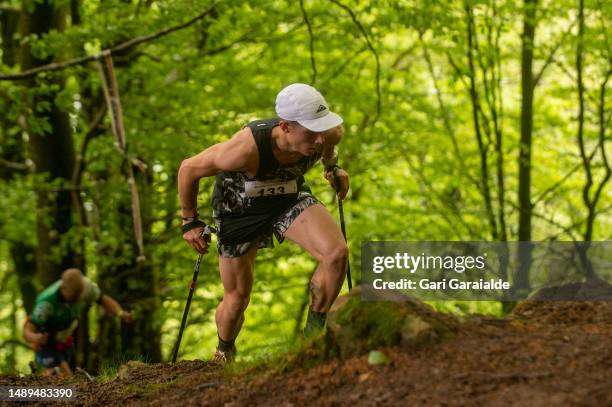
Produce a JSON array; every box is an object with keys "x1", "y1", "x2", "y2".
[
  {"x1": 224, "y1": 127, "x2": 258, "y2": 161},
  {"x1": 245, "y1": 118, "x2": 279, "y2": 130},
  {"x1": 35, "y1": 281, "x2": 61, "y2": 305}
]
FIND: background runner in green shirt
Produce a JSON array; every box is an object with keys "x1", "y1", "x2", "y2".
[{"x1": 23, "y1": 268, "x2": 133, "y2": 377}]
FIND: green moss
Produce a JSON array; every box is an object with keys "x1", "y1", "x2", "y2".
[
  {"x1": 336, "y1": 297, "x2": 408, "y2": 350},
  {"x1": 431, "y1": 320, "x2": 455, "y2": 340},
  {"x1": 227, "y1": 334, "x2": 329, "y2": 377},
  {"x1": 426, "y1": 300, "x2": 504, "y2": 316}
]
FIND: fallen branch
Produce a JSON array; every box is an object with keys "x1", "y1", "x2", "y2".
[
  {"x1": 0, "y1": 339, "x2": 31, "y2": 351},
  {"x1": 97, "y1": 52, "x2": 146, "y2": 263},
  {"x1": 70, "y1": 104, "x2": 107, "y2": 229},
  {"x1": 76, "y1": 367, "x2": 94, "y2": 382},
  {"x1": 0, "y1": 158, "x2": 31, "y2": 172},
  {"x1": 0, "y1": 5, "x2": 217, "y2": 81}
]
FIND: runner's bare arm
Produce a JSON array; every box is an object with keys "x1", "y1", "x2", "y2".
[
  {"x1": 23, "y1": 319, "x2": 48, "y2": 350},
  {"x1": 100, "y1": 294, "x2": 133, "y2": 322},
  {"x1": 178, "y1": 128, "x2": 258, "y2": 217},
  {"x1": 320, "y1": 126, "x2": 349, "y2": 199},
  {"x1": 23, "y1": 319, "x2": 40, "y2": 343},
  {"x1": 321, "y1": 125, "x2": 342, "y2": 167}
]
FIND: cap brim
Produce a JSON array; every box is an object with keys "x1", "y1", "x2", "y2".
[{"x1": 298, "y1": 112, "x2": 343, "y2": 132}]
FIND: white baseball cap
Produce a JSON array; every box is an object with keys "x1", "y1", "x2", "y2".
[{"x1": 275, "y1": 83, "x2": 343, "y2": 132}]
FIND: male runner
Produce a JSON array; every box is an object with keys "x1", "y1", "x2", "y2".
[
  {"x1": 23, "y1": 268, "x2": 133, "y2": 376},
  {"x1": 178, "y1": 83, "x2": 349, "y2": 362}
]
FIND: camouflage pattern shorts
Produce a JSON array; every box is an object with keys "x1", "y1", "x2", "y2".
[{"x1": 215, "y1": 192, "x2": 320, "y2": 258}]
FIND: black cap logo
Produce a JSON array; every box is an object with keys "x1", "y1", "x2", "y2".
[{"x1": 316, "y1": 104, "x2": 327, "y2": 113}]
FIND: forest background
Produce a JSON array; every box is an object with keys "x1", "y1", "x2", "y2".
[{"x1": 0, "y1": 0, "x2": 609, "y2": 374}]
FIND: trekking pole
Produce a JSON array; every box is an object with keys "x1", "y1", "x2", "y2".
[
  {"x1": 171, "y1": 225, "x2": 216, "y2": 363},
  {"x1": 334, "y1": 172, "x2": 352, "y2": 290}
]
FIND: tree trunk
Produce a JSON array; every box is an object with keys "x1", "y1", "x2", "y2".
[
  {"x1": 0, "y1": 6, "x2": 19, "y2": 67},
  {"x1": 464, "y1": 2, "x2": 498, "y2": 240},
  {"x1": 95, "y1": 162, "x2": 161, "y2": 369},
  {"x1": 1, "y1": 5, "x2": 38, "y2": 314},
  {"x1": 515, "y1": 0, "x2": 538, "y2": 293},
  {"x1": 17, "y1": 1, "x2": 76, "y2": 286}
]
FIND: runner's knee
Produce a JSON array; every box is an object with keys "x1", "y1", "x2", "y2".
[
  {"x1": 224, "y1": 292, "x2": 250, "y2": 315},
  {"x1": 321, "y1": 242, "x2": 348, "y2": 271}
]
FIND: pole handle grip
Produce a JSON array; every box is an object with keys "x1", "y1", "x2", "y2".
[{"x1": 332, "y1": 167, "x2": 343, "y2": 197}]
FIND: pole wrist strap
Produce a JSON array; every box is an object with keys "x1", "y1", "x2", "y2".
[{"x1": 182, "y1": 220, "x2": 206, "y2": 235}]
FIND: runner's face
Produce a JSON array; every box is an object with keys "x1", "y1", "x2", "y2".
[{"x1": 287, "y1": 122, "x2": 325, "y2": 155}]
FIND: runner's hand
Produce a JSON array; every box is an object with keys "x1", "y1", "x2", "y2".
[
  {"x1": 183, "y1": 225, "x2": 209, "y2": 254},
  {"x1": 32, "y1": 333, "x2": 49, "y2": 351},
  {"x1": 325, "y1": 168, "x2": 350, "y2": 200},
  {"x1": 119, "y1": 310, "x2": 134, "y2": 323}
]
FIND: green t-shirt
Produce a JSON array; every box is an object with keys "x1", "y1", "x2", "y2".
[{"x1": 30, "y1": 277, "x2": 102, "y2": 342}]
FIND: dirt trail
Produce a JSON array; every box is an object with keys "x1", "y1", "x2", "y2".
[{"x1": 1, "y1": 301, "x2": 610, "y2": 406}]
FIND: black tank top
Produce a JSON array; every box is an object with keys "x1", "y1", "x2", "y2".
[{"x1": 211, "y1": 119, "x2": 322, "y2": 244}]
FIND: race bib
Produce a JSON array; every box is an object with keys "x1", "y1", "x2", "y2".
[{"x1": 244, "y1": 179, "x2": 298, "y2": 198}]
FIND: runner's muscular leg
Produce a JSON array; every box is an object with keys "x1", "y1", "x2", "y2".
[
  {"x1": 284, "y1": 204, "x2": 348, "y2": 312},
  {"x1": 215, "y1": 243, "x2": 258, "y2": 341}
]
